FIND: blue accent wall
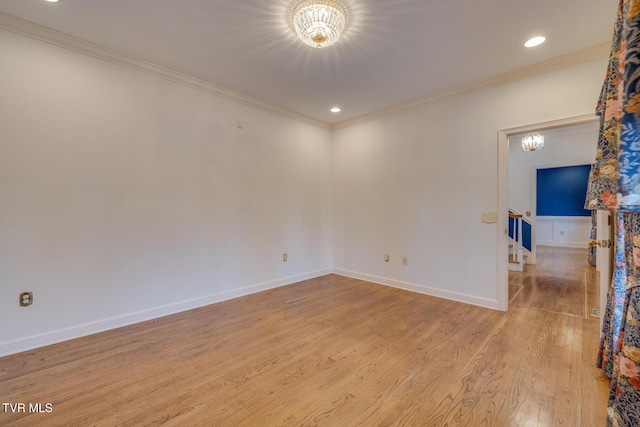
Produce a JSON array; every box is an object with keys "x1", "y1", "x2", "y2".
[{"x1": 536, "y1": 165, "x2": 591, "y2": 217}]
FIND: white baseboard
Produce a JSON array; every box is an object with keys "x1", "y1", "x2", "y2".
[
  {"x1": 332, "y1": 269, "x2": 500, "y2": 311},
  {"x1": 0, "y1": 269, "x2": 332, "y2": 358},
  {"x1": 536, "y1": 241, "x2": 588, "y2": 249}
]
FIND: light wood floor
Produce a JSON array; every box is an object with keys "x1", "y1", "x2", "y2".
[
  {"x1": 1, "y1": 254, "x2": 609, "y2": 426},
  {"x1": 509, "y1": 246, "x2": 599, "y2": 318}
]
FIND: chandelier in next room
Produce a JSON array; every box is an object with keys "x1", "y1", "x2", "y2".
[{"x1": 522, "y1": 132, "x2": 545, "y2": 152}]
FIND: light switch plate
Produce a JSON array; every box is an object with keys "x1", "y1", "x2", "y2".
[{"x1": 481, "y1": 212, "x2": 497, "y2": 224}]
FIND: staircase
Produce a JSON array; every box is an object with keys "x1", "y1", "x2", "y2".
[
  {"x1": 508, "y1": 209, "x2": 532, "y2": 272},
  {"x1": 508, "y1": 245, "x2": 526, "y2": 271}
]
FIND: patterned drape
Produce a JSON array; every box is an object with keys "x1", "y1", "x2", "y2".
[
  {"x1": 589, "y1": 1, "x2": 640, "y2": 425},
  {"x1": 597, "y1": 213, "x2": 628, "y2": 377},
  {"x1": 585, "y1": 0, "x2": 622, "y2": 211}
]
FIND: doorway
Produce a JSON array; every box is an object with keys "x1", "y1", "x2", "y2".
[{"x1": 497, "y1": 115, "x2": 608, "y2": 311}]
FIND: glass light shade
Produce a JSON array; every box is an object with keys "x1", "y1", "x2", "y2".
[
  {"x1": 292, "y1": 0, "x2": 346, "y2": 48},
  {"x1": 522, "y1": 132, "x2": 544, "y2": 151}
]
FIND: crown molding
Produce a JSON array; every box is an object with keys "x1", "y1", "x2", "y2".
[
  {"x1": 0, "y1": 12, "x2": 609, "y2": 133},
  {"x1": 333, "y1": 43, "x2": 610, "y2": 130},
  {"x1": 0, "y1": 13, "x2": 331, "y2": 130},
  {"x1": 502, "y1": 114, "x2": 598, "y2": 138}
]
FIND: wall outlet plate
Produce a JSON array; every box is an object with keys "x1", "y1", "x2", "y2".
[{"x1": 20, "y1": 291, "x2": 33, "y2": 307}]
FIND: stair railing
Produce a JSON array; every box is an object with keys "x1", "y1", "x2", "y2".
[{"x1": 508, "y1": 211, "x2": 524, "y2": 262}]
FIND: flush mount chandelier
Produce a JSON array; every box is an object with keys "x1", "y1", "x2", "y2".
[
  {"x1": 522, "y1": 132, "x2": 544, "y2": 151},
  {"x1": 291, "y1": 0, "x2": 347, "y2": 48}
]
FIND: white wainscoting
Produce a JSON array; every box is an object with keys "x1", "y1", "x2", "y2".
[{"x1": 535, "y1": 216, "x2": 591, "y2": 248}]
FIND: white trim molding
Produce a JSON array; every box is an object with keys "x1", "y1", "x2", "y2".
[
  {"x1": 536, "y1": 216, "x2": 591, "y2": 248},
  {"x1": 0, "y1": 269, "x2": 332, "y2": 357},
  {"x1": 0, "y1": 12, "x2": 609, "y2": 132},
  {"x1": 0, "y1": 13, "x2": 330, "y2": 130},
  {"x1": 333, "y1": 269, "x2": 500, "y2": 311},
  {"x1": 497, "y1": 114, "x2": 599, "y2": 312},
  {"x1": 334, "y1": 45, "x2": 609, "y2": 130}
]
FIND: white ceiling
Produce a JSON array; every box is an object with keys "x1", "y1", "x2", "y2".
[{"x1": 0, "y1": 0, "x2": 618, "y2": 124}]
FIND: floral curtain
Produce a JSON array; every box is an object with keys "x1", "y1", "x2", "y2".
[
  {"x1": 589, "y1": 1, "x2": 640, "y2": 425},
  {"x1": 597, "y1": 213, "x2": 628, "y2": 377}
]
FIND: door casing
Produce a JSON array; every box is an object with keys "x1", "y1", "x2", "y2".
[{"x1": 497, "y1": 114, "x2": 598, "y2": 311}]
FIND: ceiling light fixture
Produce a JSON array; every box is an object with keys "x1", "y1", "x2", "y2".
[
  {"x1": 522, "y1": 132, "x2": 544, "y2": 151},
  {"x1": 524, "y1": 36, "x2": 546, "y2": 48},
  {"x1": 330, "y1": 107, "x2": 341, "y2": 113},
  {"x1": 292, "y1": 0, "x2": 347, "y2": 48}
]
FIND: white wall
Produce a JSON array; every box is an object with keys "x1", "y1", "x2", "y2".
[
  {"x1": 508, "y1": 124, "x2": 597, "y2": 250},
  {"x1": 0, "y1": 29, "x2": 333, "y2": 356},
  {"x1": 508, "y1": 123, "x2": 598, "y2": 217},
  {"x1": 0, "y1": 24, "x2": 610, "y2": 356},
  {"x1": 332, "y1": 57, "x2": 607, "y2": 308},
  {"x1": 536, "y1": 216, "x2": 591, "y2": 247},
  {"x1": 509, "y1": 123, "x2": 599, "y2": 251}
]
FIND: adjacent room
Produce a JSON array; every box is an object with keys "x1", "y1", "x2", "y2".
[{"x1": 1, "y1": 0, "x2": 636, "y2": 425}]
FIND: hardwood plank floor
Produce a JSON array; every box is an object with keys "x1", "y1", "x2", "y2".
[
  {"x1": 1, "y1": 268, "x2": 609, "y2": 426},
  {"x1": 509, "y1": 246, "x2": 598, "y2": 318}
]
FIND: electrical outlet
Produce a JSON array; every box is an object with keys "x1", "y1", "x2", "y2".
[
  {"x1": 560, "y1": 231, "x2": 565, "y2": 236},
  {"x1": 402, "y1": 257, "x2": 408, "y2": 266},
  {"x1": 283, "y1": 253, "x2": 288, "y2": 262},
  {"x1": 384, "y1": 253, "x2": 390, "y2": 262},
  {"x1": 20, "y1": 291, "x2": 33, "y2": 307}
]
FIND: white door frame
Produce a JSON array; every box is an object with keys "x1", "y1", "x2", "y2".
[
  {"x1": 596, "y1": 210, "x2": 613, "y2": 329},
  {"x1": 497, "y1": 114, "x2": 598, "y2": 311}
]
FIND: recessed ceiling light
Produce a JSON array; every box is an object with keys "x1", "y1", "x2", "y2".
[
  {"x1": 45, "y1": 0, "x2": 59, "y2": 2},
  {"x1": 330, "y1": 107, "x2": 341, "y2": 113},
  {"x1": 525, "y1": 36, "x2": 546, "y2": 48}
]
